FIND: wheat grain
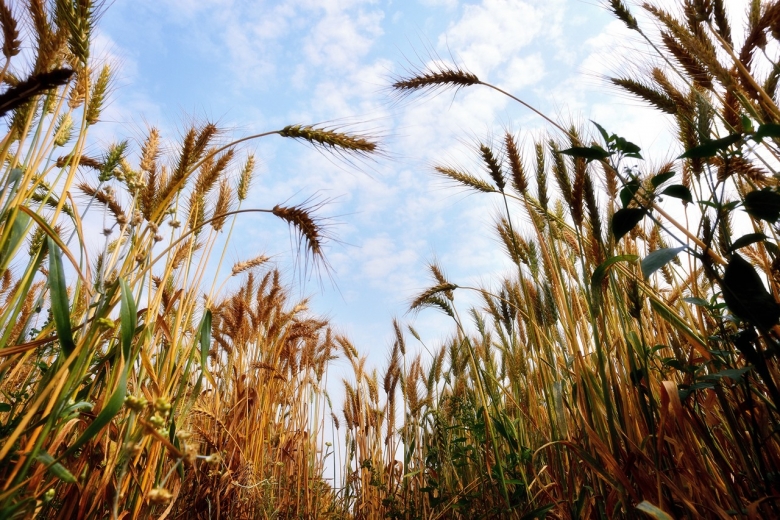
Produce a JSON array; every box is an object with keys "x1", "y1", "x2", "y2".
[{"x1": 279, "y1": 124, "x2": 377, "y2": 154}]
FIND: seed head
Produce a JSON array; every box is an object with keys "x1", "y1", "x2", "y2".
[{"x1": 279, "y1": 124, "x2": 377, "y2": 154}]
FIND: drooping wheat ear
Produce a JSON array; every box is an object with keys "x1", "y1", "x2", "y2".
[
  {"x1": 409, "y1": 283, "x2": 458, "y2": 314},
  {"x1": 429, "y1": 262, "x2": 454, "y2": 300},
  {"x1": 56, "y1": 154, "x2": 101, "y2": 170},
  {"x1": 77, "y1": 182, "x2": 126, "y2": 224},
  {"x1": 661, "y1": 32, "x2": 713, "y2": 89},
  {"x1": 609, "y1": 0, "x2": 638, "y2": 31},
  {"x1": 85, "y1": 64, "x2": 111, "y2": 125},
  {"x1": 278, "y1": 124, "x2": 377, "y2": 154},
  {"x1": 644, "y1": 4, "x2": 732, "y2": 88},
  {"x1": 211, "y1": 179, "x2": 232, "y2": 231},
  {"x1": 433, "y1": 165, "x2": 496, "y2": 193},
  {"x1": 272, "y1": 202, "x2": 326, "y2": 266},
  {"x1": 479, "y1": 143, "x2": 505, "y2": 191},
  {"x1": 392, "y1": 67, "x2": 480, "y2": 93},
  {"x1": 740, "y1": 2, "x2": 780, "y2": 70},
  {"x1": 650, "y1": 68, "x2": 693, "y2": 114},
  {"x1": 610, "y1": 76, "x2": 677, "y2": 115},
  {"x1": 0, "y1": 0, "x2": 21, "y2": 60},
  {"x1": 504, "y1": 133, "x2": 527, "y2": 194},
  {"x1": 237, "y1": 155, "x2": 255, "y2": 201},
  {"x1": 232, "y1": 255, "x2": 270, "y2": 277}
]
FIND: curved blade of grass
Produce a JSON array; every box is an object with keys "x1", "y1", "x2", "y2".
[
  {"x1": 636, "y1": 501, "x2": 674, "y2": 520},
  {"x1": 61, "y1": 279, "x2": 135, "y2": 459},
  {"x1": 118, "y1": 278, "x2": 136, "y2": 360},
  {"x1": 19, "y1": 205, "x2": 90, "y2": 288},
  {"x1": 0, "y1": 208, "x2": 29, "y2": 272},
  {"x1": 198, "y1": 309, "x2": 214, "y2": 387},
  {"x1": 641, "y1": 247, "x2": 685, "y2": 279},
  {"x1": 48, "y1": 236, "x2": 75, "y2": 357},
  {"x1": 35, "y1": 450, "x2": 76, "y2": 483}
]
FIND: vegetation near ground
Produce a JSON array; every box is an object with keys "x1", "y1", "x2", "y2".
[{"x1": 2, "y1": 0, "x2": 780, "y2": 518}]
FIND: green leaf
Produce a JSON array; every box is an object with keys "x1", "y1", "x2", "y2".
[
  {"x1": 752, "y1": 123, "x2": 780, "y2": 141},
  {"x1": 620, "y1": 181, "x2": 640, "y2": 208},
  {"x1": 614, "y1": 136, "x2": 642, "y2": 158},
  {"x1": 520, "y1": 503, "x2": 555, "y2": 520},
  {"x1": 741, "y1": 115, "x2": 754, "y2": 134},
  {"x1": 660, "y1": 185, "x2": 692, "y2": 204},
  {"x1": 702, "y1": 366, "x2": 752, "y2": 382},
  {"x1": 650, "y1": 171, "x2": 675, "y2": 188},
  {"x1": 591, "y1": 254, "x2": 639, "y2": 288},
  {"x1": 636, "y1": 500, "x2": 674, "y2": 520},
  {"x1": 0, "y1": 402, "x2": 10, "y2": 412},
  {"x1": 0, "y1": 210, "x2": 30, "y2": 272},
  {"x1": 557, "y1": 146, "x2": 611, "y2": 161},
  {"x1": 118, "y1": 278, "x2": 137, "y2": 361},
  {"x1": 730, "y1": 233, "x2": 767, "y2": 252},
  {"x1": 722, "y1": 254, "x2": 780, "y2": 330},
  {"x1": 198, "y1": 309, "x2": 215, "y2": 387},
  {"x1": 679, "y1": 133, "x2": 742, "y2": 159},
  {"x1": 641, "y1": 247, "x2": 685, "y2": 279},
  {"x1": 683, "y1": 297, "x2": 710, "y2": 307},
  {"x1": 61, "y1": 280, "x2": 137, "y2": 459},
  {"x1": 62, "y1": 370, "x2": 126, "y2": 459},
  {"x1": 48, "y1": 237, "x2": 75, "y2": 357},
  {"x1": 36, "y1": 451, "x2": 77, "y2": 483},
  {"x1": 611, "y1": 208, "x2": 646, "y2": 241},
  {"x1": 591, "y1": 120, "x2": 610, "y2": 144},
  {"x1": 744, "y1": 190, "x2": 780, "y2": 223}
]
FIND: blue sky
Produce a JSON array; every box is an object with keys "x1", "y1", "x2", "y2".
[{"x1": 91, "y1": 0, "x2": 675, "y2": 366}]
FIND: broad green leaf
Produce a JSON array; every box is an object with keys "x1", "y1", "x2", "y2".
[
  {"x1": 614, "y1": 136, "x2": 642, "y2": 158},
  {"x1": 752, "y1": 123, "x2": 780, "y2": 141},
  {"x1": 557, "y1": 145, "x2": 611, "y2": 161},
  {"x1": 62, "y1": 370, "x2": 126, "y2": 459},
  {"x1": 679, "y1": 133, "x2": 742, "y2": 159},
  {"x1": 118, "y1": 278, "x2": 137, "y2": 360},
  {"x1": 620, "y1": 181, "x2": 640, "y2": 208},
  {"x1": 0, "y1": 210, "x2": 30, "y2": 272},
  {"x1": 36, "y1": 451, "x2": 77, "y2": 483},
  {"x1": 744, "y1": 190, "x2": 780, "y2": 223},
  {"x1": 198, "y1": 310, "x2": 215, "y2": 387},
  {"x1": 730, "y1": 233, "x2": 767, "y2": 252},
  {"x1": 611, "y1": 208, "x2": 645, "y2": 241},
  {"x1": 591, "y1": 120, "x2": 610, "y2": 144},
  {"x1": 702, "y1": 366, "x2": 752, "y2": 382},
  {"x1": 641, "y1": 247, "x2": 685, "y2": 279},
  {"x1": 650, "y1": 171, "x2": 675, "y2": 188},
  {"x1": 636, "y1": 500, "x2": 673, "y2": 520},
  {"x1": 591, "y1": 254, "x2": 639, "y2": 289},
  {"x1": 48, "y1": 237, "x2": 75, "y2": 357},
  {"x1": 660, "y1": 185, "x2": 692, "y2": 204},
  {"x1": 61, "y1": 279, "x2": 136, "y2": 458},
  {"x1": 741, "y1": 115, "x2": 754, "y2": 133},
  {"x1": 0, "y1": 402, "x2": 10, "y2": 412},
  {"x1": 722, "y1": 254, "x2": 780, "y2": 329}
]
